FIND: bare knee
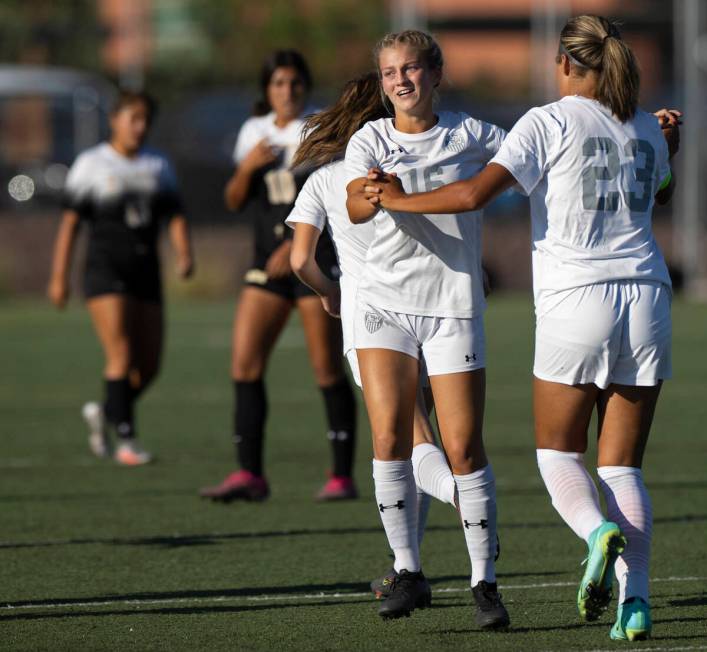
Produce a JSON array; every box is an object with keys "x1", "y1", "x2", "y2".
[
  {"x1": 232, "y1": 354, "x2": 265, "y2": 382},
  {"x1": 443, "y1": 437, "x2": 487, "y2": 475},
  {"x1": 310, "y1": 356, "x2": 343, "y2": 388},
  {"x1": 373, "y1": 430, "x2": 413, "y2": 461}
]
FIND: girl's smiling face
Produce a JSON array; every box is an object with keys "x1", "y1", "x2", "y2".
[{"x1": 378, "y1": 44, "x2": 441, "y2": 117}]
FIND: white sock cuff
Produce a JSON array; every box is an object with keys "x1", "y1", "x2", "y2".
[
  {"x1": 372, "y1": 458, "x2": 413, "y2": 482},
  {"x1": 453, "y1": 464, "x2": 495, "y2": 488},
  {"x1": 537, "y1": 448, "x2": 584, "y2": 464},
  {"x1": 412, "y1": 442, "x2": 442, "y2": 465},
  {"x1": 597, "y1": 465, "x2": 643, "y2": 481}
]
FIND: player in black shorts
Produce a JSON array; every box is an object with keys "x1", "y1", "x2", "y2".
[
  {"x1": 199, "y1": 50, "x2": 358, "y2": 502},
  {"x1": 47, "y1": 90, "x2": 194, "y2": 465}
]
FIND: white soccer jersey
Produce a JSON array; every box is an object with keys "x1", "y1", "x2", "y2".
[
  {"x1": 63, "y1": 143, "x2": 181, "y2": 245},
  {"x1": 344, "y1": 112, "x2": 506, "y2": 318},
  {"x1": 64, "y1": 142, "x2": 179, "y2": 216},
  {"x1": 490, "y1": 96, "x2": 672, "y2": 297},
  {"x1": 233, "y1": 110, "x2": 314, "y2": 166},
  {"x1": 286, "y1": 160, "x2": 375, "y2": 355},
  {"x1": 233, "y1": 109, "x2": 318, "y2": 211}
]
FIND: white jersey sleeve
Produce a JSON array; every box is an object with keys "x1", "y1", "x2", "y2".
[
  {"x1": 343, "y1": 127, "x2": 379, "y2": 187},
  {"x1": 490, "y1": 108, "x2": 563, "y2": 194},
  {"x1": 464, "y1": 118, "x2": 507, "y2": 162},
  {"x1": 62, "y1": 147, "x2": 101, "y2": 214},
  {"x1": 285, "y1": 169, "x2": 327, "y2": 232},
  {"x1": 233, "y1": 117, "x2": 263, "y2": 164},
  {"x1": 64, "y1": 150, "x2": 96, "y2": 203}
]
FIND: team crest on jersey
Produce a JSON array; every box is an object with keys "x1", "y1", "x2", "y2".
[
  {"x1": 444, "y1": 130, "x2": 465, "y2": 153},
  {"x1": 364, "y1": 311, "x2": 383, "y2": 334}
]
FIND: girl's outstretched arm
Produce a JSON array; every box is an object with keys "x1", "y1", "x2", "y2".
[{"x1": 365, "y1": 163, "x2": 517, "y2": 214}]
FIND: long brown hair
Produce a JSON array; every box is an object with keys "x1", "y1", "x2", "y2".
[
  {"x1": 291, "y1": 72, "x2": 387, "y2": 168},
  {"x1": 559, "y1": 15, "x2": 640, "y2": 122}
]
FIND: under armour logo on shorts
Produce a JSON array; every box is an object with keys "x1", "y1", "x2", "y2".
[
  {"x1": 379, "y1": 500, "x2": 405, "y2": 512},
  {"x1": 464, "y1": 519, "x2": 488, "y2": 529},
  {"x1": 364, "y1": 311, "x2": 383, "y2": 334}
]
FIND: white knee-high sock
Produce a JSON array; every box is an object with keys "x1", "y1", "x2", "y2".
[
  {"x1": 372, "y1": 459, "x2": 420, "y2": 573},
  {"x1": 416, "y1": 488, "x2": 431, "y2": 548},
  {"x1": 412, "y1": 442, "x2": 456, "y2": 505},
  {"x1": 598, "y1": 466, "x2": 652, "y2": 604},
  {"x1": 454, "y1": 465, "x2": 497, "y2": 586},
  {"x1": 536, "y1": 449, "x2": 605, "y2": 542}
]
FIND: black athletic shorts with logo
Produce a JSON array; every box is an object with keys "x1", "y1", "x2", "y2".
[{"x1": 244, "y1": 228, "x2": 340, "y2": 302}]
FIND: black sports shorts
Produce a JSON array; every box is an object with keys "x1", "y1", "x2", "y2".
[
  {"x1": 83, "y1": 247, "x2": 162, "y2": 304},
  {"x1": 244, "y1": 238, "x2": 340, "y2": 303}
]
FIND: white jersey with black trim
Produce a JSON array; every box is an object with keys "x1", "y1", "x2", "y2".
[
  {"x1": 286, "y1": 160, "x2": 375, "y2": 355},
  {"x1": 63, "y1": 142, "x2": 181, "y2": 248},
  {"x1": 490, "y1": 95, "x2": 672, "y2": 298},
  {"x1": 233, "y1": 110, "x2": 314, "y2": 168},
  {"x1": 344, "y1": 111, "x2": 506, "y2": 319}
]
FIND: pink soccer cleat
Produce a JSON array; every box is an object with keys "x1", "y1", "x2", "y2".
[
  {"x1": 199, "y1": 470, "x2": 269, "y2": 502},
  {"x1": 315, "y1": 475, "x2": 358, "y2": 501},
  {"x1": 114, "y1": 440, "x2": 153, "y2": 466}
]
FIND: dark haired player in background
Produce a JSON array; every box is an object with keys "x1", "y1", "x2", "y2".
[
  {"x1": 199, "y1": 50, "x2": 358, "y2": 502},
  {"x1": 48, "y1": 90, "x2": 194, "y2": 466}
]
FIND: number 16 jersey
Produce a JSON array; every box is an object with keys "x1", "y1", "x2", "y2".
[
  {"x1": 344, "y1": 112, "x2": 506, "y2": 319},
  {"x1": 490, "y1": 95, "x2": 672, "y2": 299}
]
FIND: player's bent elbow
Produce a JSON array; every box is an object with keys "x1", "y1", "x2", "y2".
[
  {"x1": 346, "y1": 199, "x2": 374, "y2": 224},
  {"x1": 460, "y1": 184, "x2": 483, "y2": 212},
  {"x1": 289, "y1": 249, "x2": 309, "y2": 276}
]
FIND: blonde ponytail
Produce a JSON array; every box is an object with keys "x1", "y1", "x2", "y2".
[{"x1": 559, "y1": 15, "x2": 640, "y2": 122}]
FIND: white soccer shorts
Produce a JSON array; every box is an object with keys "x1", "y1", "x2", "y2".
[
  {"x1": 533, "y1": 280, "x2": 671, "y2": 389},
  {"x1": 353, "y1": 301, "x2": 486, "y2": 377}
]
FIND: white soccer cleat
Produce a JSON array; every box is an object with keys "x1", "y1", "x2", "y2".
[
  {"x1": 82, "y1": 401, "x2": 112, "y2": 458},
  {"x1": 114, "y1": 440, "x2": 154, "y2": 466}
]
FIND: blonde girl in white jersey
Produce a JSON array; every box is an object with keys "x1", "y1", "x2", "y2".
[
  {"x1": 364, "y1": 15, "x2": 681, "y2": 642},
  {"x1": 345, "y1": 30, "x2": 510, "y2": 626},
  {"x1": 286, "y1": 72, "x2": 459, "y2": 601}
]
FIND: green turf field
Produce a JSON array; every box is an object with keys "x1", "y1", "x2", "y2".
[{"x1": 1, "y1": 295, "x2": 706, "y2": 651}]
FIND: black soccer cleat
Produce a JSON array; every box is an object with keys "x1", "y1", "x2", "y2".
[
  {"x1": 471, "y1": 580, "x2": 510, "y2": 630},
  {"x1": 377, "y1": 569, "x2": 431, "y2": 620},
  {"x1": 370, "y1": 567, "x2": 397, "y2": 599}
]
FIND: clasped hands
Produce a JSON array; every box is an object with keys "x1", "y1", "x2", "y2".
[{"x1": 363, "y1": 168, "x2": 406, "y2": 208}]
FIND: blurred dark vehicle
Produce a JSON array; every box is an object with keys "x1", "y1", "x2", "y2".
[{"x1": 0, "y1": 65, "x2": 115, "y2": 213}]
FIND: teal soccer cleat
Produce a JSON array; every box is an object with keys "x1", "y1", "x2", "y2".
[
  {"x1": 610, "y1": 597, "x2": 652, "y2": 641},
  {"x1": 577, "y1": 521, "x2": 626, "y2": 621}
]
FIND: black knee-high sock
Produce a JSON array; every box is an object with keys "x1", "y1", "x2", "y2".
[
  {"x1": 234, "y1": 380, "x2": 267, "y2": 476},
  {"x1": 104, "y1": 378, "x2": 135, "y2": 440},
  {"x1": 321, "y1": 378, "x2": 356, "y2": 478}
]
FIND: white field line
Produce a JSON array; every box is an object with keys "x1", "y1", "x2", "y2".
[{"x1": 1, "y1": 575, "x2": 704, "y2": 613}]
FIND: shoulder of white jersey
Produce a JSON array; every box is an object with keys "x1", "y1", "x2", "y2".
[
  {"x1": 236, "y1": 113, "x2": 275, "y2": 142},
  {"x1": 349, "y1": 118, "x2": 396, "y2": 153},
  {"x1": 73, "y1": 142, "x2": 109, "y2": 166},
  {"x1": 66, "y1": 143, "x2": 108, "y2": 187},
  {"x1": 514, "y1": 101, "x2": 568, "y2": 138},
  {"x1": 242, "y1": 112, "x2": 274, "y2": 131},
  {"x1": 453, "y1": 111, "x2": 507, "y2": 144}
]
